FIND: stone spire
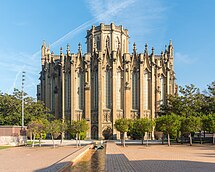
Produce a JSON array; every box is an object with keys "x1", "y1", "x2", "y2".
[
  {"x1": 67, "y1": 43, "x2": 71, "y2": 56},
  {"x1": 151, "y1": 47, "x2": 154, "y2": 55},
  {"x1": 78, "y1": 42, "x2": 82, "y2": 53},
  {"x1": 144, "y1": 43, "x2": 148, "y2": 54},
  {"x1": 133, "y1": 42, "x2": 136, "y2": 54},
  {"x1": 41, "y1": 40, "x2": 46, "y2": 65}
]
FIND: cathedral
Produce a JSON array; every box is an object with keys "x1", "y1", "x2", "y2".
[{"x1": 37, "y1": 23, "x2": 177, "y2": 139}]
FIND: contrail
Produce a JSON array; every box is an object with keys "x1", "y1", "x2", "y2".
[
  {"x1": 31, "y1": 0, "x2": 136, "y2": 59},
  {"x1": 10, "y1": 0, "x2": 136, "y2": 97}
]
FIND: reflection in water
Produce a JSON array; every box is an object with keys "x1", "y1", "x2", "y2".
[{"x1": 64, "y1": 146, "x2": 106, "y2": 172}]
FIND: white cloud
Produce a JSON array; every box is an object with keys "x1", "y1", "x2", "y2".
[{"x1": 175, "y1": 52, "x2": 196, "y2": 64}]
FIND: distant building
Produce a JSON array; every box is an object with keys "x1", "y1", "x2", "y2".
[{"x1": 38, "y1": 23, "x2": 177, "y2": 139}]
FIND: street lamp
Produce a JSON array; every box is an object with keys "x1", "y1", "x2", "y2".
[{"x1": 21, "y1": 71, "x2": 25, "y2": 129}]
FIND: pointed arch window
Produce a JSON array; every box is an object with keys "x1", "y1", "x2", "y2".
[
  {"x1": 132, "y1": 70, "x2": 139, "y2": 109},
  {"x1": 76, "y1": 70, "x2": 84, "y2": 110},
  {"x1": 160, "y1": 75, "x2": 165, "y2": 105},
  {"x1": 51, "y1": 78, "x2": 55, "y2": 111},
  {"x1": 116, "y1": 69, "x2": 123, "y2": 110},
  {"x1": 66, "y1": 73, "x2": 71, "y2": 110},
  {"x1": 104, "y1": 67, "x2": 111, "y2": 108},
  {"x1": 94, "y1": 70, "x2": 98, "y2": 109},
  {"x1": 144, "y1": 70, "x2": 148, "y2": 110},
  {"x1": 96, "y1": 36, "x2": 100, "y2": 51},
  {"x1": 115, "y1": 37, "x2": 120, "y2": 50},
  {"x1": 106, "y1": 36, "x2": 110, "y2": 50}
]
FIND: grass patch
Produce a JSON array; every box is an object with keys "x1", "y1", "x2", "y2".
[
  {"x1": 0, "y1": 146, "x2": 11, "y2": 150},
  {"x1": 27, "y1": 141, "x2": 41, "y2": 146}
]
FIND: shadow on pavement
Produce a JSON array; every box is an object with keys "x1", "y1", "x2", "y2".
[
  {"x1": 106, "y1": 154, "x2": 215, "y2": 172},
  {"x1": 34, "y1": 161, "x2": 71, "y2": 172}
]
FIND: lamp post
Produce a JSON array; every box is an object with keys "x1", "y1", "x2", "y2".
[{"x1": 21, "y1": 71, "x2": 25, "y2": 129}]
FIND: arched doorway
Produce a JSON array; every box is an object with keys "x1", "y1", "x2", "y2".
[
  {"x1": 102, "y1": 127, "x2": 113, "y2": 140},
  {"x1": 91, "y1": 125, "x2": 98, "y2": 139}
]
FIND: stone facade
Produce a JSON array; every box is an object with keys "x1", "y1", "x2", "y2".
[{"x1": 38, "y1": 23, "x2": 177, "y2": 139}]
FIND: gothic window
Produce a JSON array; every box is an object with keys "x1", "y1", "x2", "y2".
[
  {"x1": 132, "y1": 70, "x2": 139, "y2": 109},
  {"x1": 51, "y1": 78, "x2": 55, "y2": 111},
  {"x1": 106, "y1": 36, "x2": 110, "y2": 49},
  {"x1": 160, "y1": 75, "x2": 165, "y2": 105},
  {"x1": 94, "y1": 70, "x2": 98, "y2": 109},
  {"x1": 66, "y1": 73, "x2": 71, "y2": 110},
  {"x1": 96, "y1": 36, "x2": 100, "y2": 51},
  {"x1": 104, "y1": 67, "x2": 111, "y2": 108},
  {"x1": 116, "y1": 69, "x2": 123, "y2": 110},
  {"x1": 76, "y1": 70, "x2": 84, "y2": 110},
  {"x1": 115, "y1": 37, "x2": 120, "y2": 50},
  {"x1": 88, "y1": 39, "x2": 92, "y2": 53},
  {"x1": 144, "y1": 70, "x2": 148, "y2": 110}
]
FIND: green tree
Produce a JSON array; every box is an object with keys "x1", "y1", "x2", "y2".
[
  {"x1": 133, "y1": 118, "x2": 154, "y2": 145},
  {"x1": 0, "y1": 89, "x2": 52, "y2": 126},
  {"x1": 202, "y1": 114, "x2": 215, "y2": 144},
  {"x1": 161, "y1": 85, "x2": 205, "y2": 117},
  {"x1": 155, "y1": 114, "x2": 181, "y2": 146},
  {"x1": 27, "y1": 118, "x2": 48, "y2": 147},
  {"x1": 47, "y1": 119, "x2": 61, "y2": 147},
  {"x1": 114, "y1": 118, "x2": 129, "y2": 147},
  {"x1": 181, "y1": 116, "x2": 201, "y2": 146},
  {"x1": 69, "y1": 120, "x2": 89, "y2": 147}
]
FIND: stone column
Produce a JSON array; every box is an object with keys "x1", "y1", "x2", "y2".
[
  {"x1": 70, "y1": 55, "x2": 75, "y2": 122},
  {"x1": 151, "y1": 52, "x2": 155, "y2": 140},
  {"x1": 112, "y1": 51, "x2": 117, "y2": 139},
  {"x1": 111, "y1": 23, "x2": 115, "y2": 51},
  {"x1": 100, "y1": 23, "x2": 104, "y2": 53},
  {"x1": 139, "y1": 54, "x2": 144, "y2": 118},
  {"x1": 124, "y1": 53, "x2": 131, "y2": 119},
  {"x1": 98, "y1": 52, "x2": 103, "y2": 139},
  {"x1": 84, "y1": 54, "x2": 91, "y2": 139}
]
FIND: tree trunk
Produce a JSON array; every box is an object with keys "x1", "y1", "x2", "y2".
[
  {"x1": 123, "y1": 132, "x2": 125, "y2": 147},
  {"x1": 142, "y1": 133, "x2": 144, "y2": 145},
  {"x1": 162, "y1": 133, "x2": 164, "y2": 145},
  {"x1": 76, "y1": 133, "x2": 78, "y2": 147},
  {"x1": 120, "y1": 132, "x2": 123, "y2": 146},
  {"x1": 32, "y1": 134, "x2": 35, "y2": 147},
  {"x1": 199, "y1": 131, "x2": 202, "y2": 144},
  {"x1": 167, "y1": 133, "x2": 170, "y2": 146},
  {"x1": 60, "y1": 132, "x2": 63, "y2": 145},
  {"x1": 213, "y1": 133, "x2": 215, "y2": 145},
  {"x1": 146, "y1": 132, "x2": 149, "y2": 147},
  {"x1": 189, "y1": 133, "x2": 192, "y2": 146},
  {"x1": 39, "y1": 134, "x2": 41, "y2": 147},
  {"x1": 78, "y1": 133, "x2": 81, "y2": 146},
  {"x1": 176, "y1": 130, "x2": 179, "y2": 143},
  {"x1": 30, "y1": 131, "x2": 32, "y2": 142},
  {"x1": 181, "y1": 133, "x2": 184, "y2": 144},
  {"x1": 52, "y1": 135, "x2": 55, "y2": 148}
]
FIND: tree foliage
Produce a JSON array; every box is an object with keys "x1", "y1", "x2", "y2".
[
  {"x1": 27, "y1": 118, "x2": 49, "y2": 147},
  {"x1": 155, "y1": 114, "x2": 181, "y2": 146},
  {"x1": 115, "y1": 118, "x2": 129, "y2": 147},
  {"x1": 68, "y1": 120, "x2": 89, "y2": 147},
  {"x1": 0, "y1": 89, "x2": 52, "y2": 126},
  {"x1": 133, "y1": 118, "x2": 154, "y2": 145}
]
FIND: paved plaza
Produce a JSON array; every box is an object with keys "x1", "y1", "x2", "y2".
[
  {"x1": 0, "y1": 140, "x2": 92, "y2": 172},
  {"x1": 1, "y1": 140, "x2": 214, "y2": 172},
  {"x1": 106, "y1": 142, "x2": 215, "y2": 172}
]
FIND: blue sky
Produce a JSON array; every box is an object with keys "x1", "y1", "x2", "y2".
[{"x1": 0, "y1": 0, "x2": 215, "y2": 98}]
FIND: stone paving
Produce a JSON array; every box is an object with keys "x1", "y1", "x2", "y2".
[
  {"x1": 0, "y1": 140, "x2": 92, "y2": 172},
  {"x1": 106, "y1": 142, "x2": 215, "y2": 172}
]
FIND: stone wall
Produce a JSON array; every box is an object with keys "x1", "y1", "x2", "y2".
[{"x1": 0, "y1": 136, "x2": 27, "y2": 146}]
